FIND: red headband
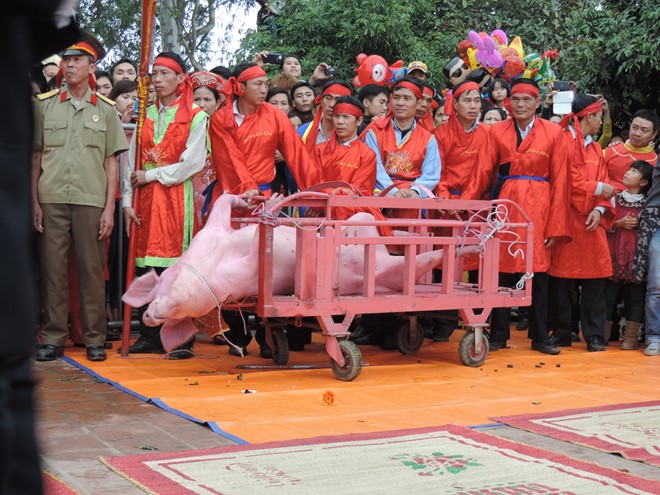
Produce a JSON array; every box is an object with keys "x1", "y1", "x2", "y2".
[
  {"x1": 393, "y1": 81, "x2": 423, "y2": 100},
  {"x1": 154, "y1": 56, "x2": 183, "y2": 74},
  {"x1": 510, "y1": 83, "x2": 539, "y2": 98},
  {"x1": 559, "y1": 99, "x2": 604, "y2": 174},
  {"x1": 218, "y1": 66, "x2": 268, "y2": 128},
  {"x1": 236, "y1": 65, "x2": 267, "y2": 83},
  {"x1": 423, "y1": 86, "x2": 434, "y2": 97},
  {"x1": 314, "y1": 84, "x2": 352, "y2": 105},
  {"x1": 453, "y1": 81, "x2": 480, "y2": 99},
  {"x1": 333, "y1": 103, "x2": 363, "y2": 118},
  {"x1": 575, "y1": 100, "x2": 603, "y2": 119}
]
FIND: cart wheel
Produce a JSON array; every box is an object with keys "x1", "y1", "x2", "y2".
[
  {"x1": 396, "y1": 318, "x2": 424, "y2": 355},
  {"x1": 271, "y1": 327, "x2": 289, "y2": 365},
  {"x1": 330, "y1": 340, "x2": 363, "y2": 381},
  {"x1": 458, "y1": 330, "x2": 489, "y2": 367}
]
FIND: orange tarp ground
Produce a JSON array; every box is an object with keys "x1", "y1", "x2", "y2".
[{"x1": 64, "y1": 329, "x2": 659, "y2": 444}]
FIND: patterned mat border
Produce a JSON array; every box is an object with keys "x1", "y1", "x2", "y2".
[
  {"x1": 493, "y1": 400, "x2": 660, "y2": 467},
  {"x1": 100, "y1": 424, "x2": 660, "y2": 495}
]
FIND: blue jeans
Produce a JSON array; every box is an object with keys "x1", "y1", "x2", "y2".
[{"x1": 645, "y1": 228, "x2": 660, "y2": 343}]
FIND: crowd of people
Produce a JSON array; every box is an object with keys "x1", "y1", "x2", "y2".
[{"x1": 29, "y1": 35, "x2": 660, "y2": 365}]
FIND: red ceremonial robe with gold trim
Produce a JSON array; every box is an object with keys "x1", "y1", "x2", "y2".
[
  {"x1": 435, "y1": 122, "x2": 490, "y2": 199},
  {"x1": 313, "y1": 137, "x2": 378, "y2": 221},
  {"x1": 603, "y1": 142, "x2": 657, "y2": 191},
  {"x1": 314, "y1": 138, "x2": 377, "y2": 195},
  {"x1": 365, "y1": 121, "x2": 432, "y2": 182},
  {"x1": 549, "y1": 131, "x2": 615, "y2": 279},
  {"x1": 209, "y1": 102, "x2": 323, "y2": 200},
  {"x1": 434, "y1": 120, "x2": 490, "y2": 270},
  {"x1": 463, "y1": 118, "x2": 571, "y2": 273},
  {"x1": 137, "y1": 105, "x2": 203, "y2": 267}
]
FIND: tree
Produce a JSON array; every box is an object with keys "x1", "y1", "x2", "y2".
[
  {"x1": 235, "y1": 0, "x2": 660, "y2": 126},
  {"x1": 77, "y1": 0, "x2": 256, "y2": 71}
]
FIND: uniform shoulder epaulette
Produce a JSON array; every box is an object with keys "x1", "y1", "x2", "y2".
[
  {"x1": 36, "y1": 89, "x2": 60, "y2": 101},
  {"x1": 96, "y1": 93, "x2": 116, "y2": 106}
]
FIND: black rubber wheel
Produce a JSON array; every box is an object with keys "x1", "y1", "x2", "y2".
[
  {"x1": 271, "y1": 327, "x2": 289, "y2": 365},
  {"x1": 458, "y1": 330, "x2": 489, "y2": 367},
  {"x1": 330, "y1": 340, "x2": 363, "y2": 381},
  {"x1": 396, "y1": 317, "x2": 424, "y2": 355}
]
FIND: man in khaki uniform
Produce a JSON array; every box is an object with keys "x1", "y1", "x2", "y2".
[{"x1": 32, "y1": 35, "x2": 128, "y2": 362}]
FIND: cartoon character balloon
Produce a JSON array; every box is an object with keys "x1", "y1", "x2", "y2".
[
  {"x1": 352, "y1": 54, "x2": 404, "y2": 88},
  {"x1": 468, "y1": 30, "x2": 503, "y2": 71}
]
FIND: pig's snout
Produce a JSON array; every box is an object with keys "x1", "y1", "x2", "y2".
[{"x1": 142, "y1": 303, "x2": 165, "y2": 327}]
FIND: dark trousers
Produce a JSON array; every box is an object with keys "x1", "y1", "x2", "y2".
[
  {"x1": 136, "y1": 266, "x2": 165, "y2": 345},
  {"x1": 550, "y1": 276, "x2": 606, "y2": 342},
  {"x1": 605, "y1": 280, "x2": 646, "y2": 323},
  {"x1": 0, "y1": 355, "x2": 42, "y2": 495},
  {"x1": 222, "y1": 310, "x2": 266, "y2": 349},
  {"x1": 490, "y1": 272, "x2": 549, "y2": 344}
]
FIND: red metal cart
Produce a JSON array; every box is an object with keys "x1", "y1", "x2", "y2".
[{"x1": 224, "y1": 192, "x2": 534, "y2": 381}]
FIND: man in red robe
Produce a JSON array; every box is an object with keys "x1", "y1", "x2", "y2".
[
  {"x1": 122, "y1": 52, "x2": 208, "y2": 359},
  {"x1": 314, "y1": 96, "x2": 376, "y2": 196},
  {"x1": 435, "y1": 81, "x2": 490, "y2": 200},
  {"x1": 362, "y1": 77, "x2": 440, "y2": 199},
  {"x1": 300, "y1": 80, "x2": 353, "y2": 151},
  {"x1": 358, "y1": 78, "x2": 440, "y2": 348},
  {"x1": 549, "y1": 95, "x2": 616, "y2": 352},
  {"x1": 415, "y1": 81, "x2": 437, "y2": 133},
  {"x1": 430, "y1": 81, "x2": 490, "y2": 341},
  {"x1": 604, "y1": 109, "x2": 658, "y2": 191},
  {"x1": 207, "y1": 63, "x2": 324, "y2": 357},
  {"x1": 463, "y1": 78, "x2": 571, "y2": 355},
  {"x1": 208, "y1": 63, "x2": 323, "y2": 203}
]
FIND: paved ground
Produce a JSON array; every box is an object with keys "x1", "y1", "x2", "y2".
[{"x1": 35, "y1": 348, "x2": 660, "y2": 494}]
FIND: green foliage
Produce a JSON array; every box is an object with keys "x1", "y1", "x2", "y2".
[
  {"x1": 78, "y1": 0, "x2": 142, "y2": 68},
  {"x1": 234, "y1": 0, "x2": 660, "y2": 126}
]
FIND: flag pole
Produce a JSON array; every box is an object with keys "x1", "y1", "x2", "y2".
[{"x1": 121, "y1": 0, "x2": 158, "y2": 356}]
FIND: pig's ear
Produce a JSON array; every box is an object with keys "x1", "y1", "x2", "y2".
[
  {"x1": 160, "y1": 318, "x2": 198, "y2": 352},
  {"x1": 122, "y1": 270, "x2": 160, "y2": 307}
]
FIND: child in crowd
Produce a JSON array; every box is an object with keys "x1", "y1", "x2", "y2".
[
  {"x1": 487, "y1": 77, "x2": 509, "y2": 112},
  {"x1": 605, "y1": 160, "x2": 655, "y2": 349}
]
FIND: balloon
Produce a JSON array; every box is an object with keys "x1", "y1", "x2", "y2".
[{"x1": 353, "y1": 53, "x2": 390, "y2": 87}]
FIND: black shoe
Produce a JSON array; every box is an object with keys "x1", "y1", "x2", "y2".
[
  {"x1": 571, "y1": 332, "x2": 581, "y2": 342},
  {"x1": 36, "y1": 345, "x2": 64, "y2": 361},
  {"x1": 548, "y1": 335, "x2": 572, "y2": 347},
  {"x1": 488, "y1": 340, "x2": 508, "y2": 351},
  {"x1": 86, "y1": 346, "x2": 107, "y2": 361},
  {"x1": 432, "y1": 329, "x2": 454, "y2": 342},
  {"x1": 260, "y1": 346, "x2": 273, "y2": 359},
  {"x1": 168, "y1": 340, "x2": 194, "y2": 360},
  {"x1": 587, "y1": 336, "x2": 606, "y2": 352},
  {"x1": 531, "y1": 340, "x2": 560, "y2": 355},
  {"x1": 128, "y1": 337, "x2": 165, "y2": 354},
  {"x1": 212, "y1": 334, "x2": 227, "y2": 345},
  {"x1": 105, "y1": 329, "x2": 121, "y2": 342},
  {"x1": 381, "y1": 331, "x2": 397, "y2": 350},
  {"x1": 515, "y1": 318, "x2": 529, "y2": 331},
  {"x1": 349, "y1": 324, "x2": 380, "y2": 345},
  {"x1": 228, "y1": 346, "x2": 248, "y2": 357}
]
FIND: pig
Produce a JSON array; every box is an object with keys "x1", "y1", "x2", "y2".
[{"x1": 123, "y1": 194, "x2": 476, "y2": 351}]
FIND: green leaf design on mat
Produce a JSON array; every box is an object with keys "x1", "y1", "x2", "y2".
[{"x1": 393, "y1": 452, "x2": 482, "y2": 477}]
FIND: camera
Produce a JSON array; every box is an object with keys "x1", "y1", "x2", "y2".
[
  {"x1": 324, "y1": 66, "x2": 337, "y2": 77},
  {"x1": 553, "y1": 81, "x2": 570, "y2": 92},
  {"x1": 263, "y1": 52, "x2": 284, "y2": 65}
]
